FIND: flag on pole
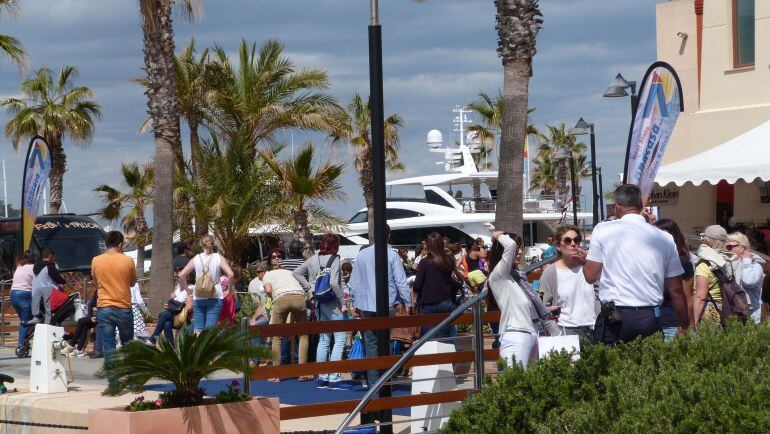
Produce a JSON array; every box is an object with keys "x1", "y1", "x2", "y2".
[
  {"x1": 558, "y1": 196, "x2": 574, "y2": 224},
  {"x1": 21, "y1": 136, "x2": 51, "y2": 252},
  {"x1": 623, "y1": 61, "x2": 684, "y2": 203}
]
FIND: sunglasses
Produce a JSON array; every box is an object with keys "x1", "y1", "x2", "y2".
[
  {"x1": 725, "y1": 244, "x2": 740, "y2": 250},
  {"x1": 270, "y1": 255, "x2": 283, "y2": 259},
  {"x1": 561, "y1": 236, "x2": 582, "y2": 245}
]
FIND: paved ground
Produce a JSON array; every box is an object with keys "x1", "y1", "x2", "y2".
[{"x1": 0, "y1": 347, "x2": 413, "y2": 433}]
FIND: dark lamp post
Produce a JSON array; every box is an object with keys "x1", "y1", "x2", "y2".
[
  {"x1": 603, "y1": 72, "x2": 639, "y2": 183},
  {"x1": 569, "y1": 118, "x2": 598, "y2": 227}
]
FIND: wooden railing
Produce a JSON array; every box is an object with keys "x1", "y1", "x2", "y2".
[{"x1": 248, "y1": 310, "x2": 502, "y2": 422}]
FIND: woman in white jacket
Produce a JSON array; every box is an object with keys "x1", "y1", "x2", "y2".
[
  {"x1": 726, "y1": 232, "x2": 766, "y2": 324},
  {"x1": 487, "y1": 231, "x2": 537, "y2": 369}
]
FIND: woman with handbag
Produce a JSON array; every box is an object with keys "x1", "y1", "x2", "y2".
[
  {"x1": 143, "y1": 271, "x2": 191, "y2": 345},
  {"x1": 178, "y1": 235, "x2": 235, "y2": 333},
  {"x1": 293, "y1": 233, "x2": 349, "y2": 389},
  {"x1": 413, "y1": 232, "x2": 462, "y2": 340},
  {"x1": 488, "y1": 231, "x2": 538, "y2": 370}
]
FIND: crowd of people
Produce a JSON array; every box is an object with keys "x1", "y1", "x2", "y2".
[{"x1": 7, "y1": 184, "x2": 770, "y2": 391}]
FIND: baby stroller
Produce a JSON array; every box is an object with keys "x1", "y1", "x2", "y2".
[{"x1": 15, "y1": 291, "x2": 79, "y2": 358}]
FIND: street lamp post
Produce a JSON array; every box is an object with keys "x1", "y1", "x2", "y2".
[
  {"x1": 569, "y1": 118, "x2": 598, "y2": 227},
  {"x1": 603, "y1": 73, "x2": 639, "y2": 183},
  {"x1": 367, "y1": 0, "x2": 392, "y2": 431},
  {"x1": 597, "y1": 167, "x2": 605, "y2": 221}
]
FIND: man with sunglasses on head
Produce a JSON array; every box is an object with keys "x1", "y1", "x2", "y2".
[{"x1": 583, "y1": 184, "x2": 689, "y2": 345}]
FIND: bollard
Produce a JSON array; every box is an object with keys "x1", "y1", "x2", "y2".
[
  {"x1": 241, "y1": 316, "x2": 251, "y2": 396},
  {"x1": 472, "y1": 301, "x2": 485, "y2": 392}
]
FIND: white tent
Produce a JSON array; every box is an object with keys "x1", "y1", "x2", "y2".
[{"x1": 655, "y1": 120, "x2": 770, "y2": 186}]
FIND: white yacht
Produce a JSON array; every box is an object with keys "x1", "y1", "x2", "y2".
[{"x1": 343, "y1": 131, "x2": 592, "y2": 258}]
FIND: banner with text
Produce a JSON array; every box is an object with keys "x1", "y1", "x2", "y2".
[
  {"x1": 21, "y1": 136, "x2": 51, "y2": 251},
  {"x1": 623, "y1": 62, "x2": 684, "y2": 203}
]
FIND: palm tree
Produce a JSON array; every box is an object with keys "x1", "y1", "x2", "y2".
[
  {"x1": 0, "y1": 0, "x2": 25, "y2": 69},
  {"x1": 493, "y1": 0, "x2": 543, "y2": 234},
  {"x1": 137, "y1": 0, "x2": 200, "y2": 313},
  {"x1": 529, "y1": 157, "x2": 559, "y2": 196},
  {"x1": 99, "y1": 325, "x2": 271, "y2": 400},
  {"x1": 467, "y1": 90, "x2": 539, "y2": 200},
  {"x1": 1, "y1": 66, "x2": 102, "y2": 214},
  {"x1": 176, "y1": 130, "x2": 282, "y2": 264},
  {"x1": 258, "y1": 142, "x2": 346, "y2": 257},
  {"x1": 330, "y1": 93, "x2": 403, "y2": 241},
  {"x1": 95, "y1": 163, "x2": 155, "y2": 277},
  {"x1": 206, "y1": 39, "x2": 341, "y2": 154},
  {"x1": 539, "y1": 123, "x2": 586, "y2": 197},
  {"x1": 174, "y1": 38, "x2": 210, "y2": 237}
]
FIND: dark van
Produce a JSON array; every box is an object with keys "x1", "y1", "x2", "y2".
[{"x1": 0, "y1": 214, "x2": 107, "y2": 279}]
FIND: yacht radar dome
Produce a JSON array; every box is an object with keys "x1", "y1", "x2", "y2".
[{"x1": 427, "y1": 129, "x2": 443, "y2": 148}]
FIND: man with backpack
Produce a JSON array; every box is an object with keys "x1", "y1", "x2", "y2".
[{"x1": 294, "y1": 233, "x2": 349, "y2": 389}]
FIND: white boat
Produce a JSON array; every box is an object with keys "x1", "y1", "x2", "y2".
[{"x1": 342, "y1": 129, "x2": 591, "y2": 260}]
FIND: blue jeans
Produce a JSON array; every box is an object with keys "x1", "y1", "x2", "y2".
[
  {"x1": 316, "y1": 301, "x2": 346, "y2": 382},
  {"x1": 152, "y1": 310, "x2": 175, "y2": 344},
  {"x1": 97, "y1": 307, "x2": 134, "y2": 388},
  {"x1": 420, "y1": 299, "x2": 456, "y2": 340},
  {"x1": 193, "y1": 298, "x2": 222, "y2": 332},
  {"x1": 10, "y1": 290, "x2": 32, "y2": 347},
  {"x1": 251, "y1": 319, "x2": 269, "y2": 363}
]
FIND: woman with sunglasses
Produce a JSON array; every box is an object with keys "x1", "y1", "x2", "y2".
[
  {"x1": 726, "y1": 232, "x2": 766, "y2": 324},
  {"x1": 539, "y1": 225, "x2": 599, "y2": 340}
]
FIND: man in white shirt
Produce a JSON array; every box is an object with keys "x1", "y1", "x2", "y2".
[{"x1": 583, "y1": 184, "x2": 688, "y2": 344}]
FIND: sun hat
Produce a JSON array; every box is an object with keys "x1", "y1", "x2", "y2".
[{"x1": 700, "y1": 225, "x2": 727, "y2": 241}]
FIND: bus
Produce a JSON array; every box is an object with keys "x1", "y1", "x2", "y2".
[{"x1": 0, "y1": 214, "x2": 107, "y2": 280}]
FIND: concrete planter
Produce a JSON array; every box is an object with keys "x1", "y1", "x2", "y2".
[{"x1": 88, "y1": 397, "x2": 280, "y2": 434}]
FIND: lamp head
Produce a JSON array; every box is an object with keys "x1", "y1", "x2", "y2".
[
  {"x1": 603, "y1": 73, "x2": 635, "y2": 97},
  {"x1": 569, "y1": 117, "x2": 592, "y2": 135}
]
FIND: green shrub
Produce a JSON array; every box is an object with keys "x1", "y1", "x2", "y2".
[{"x1": 442, "y1": 322, "x2": 770, "y2": 433}]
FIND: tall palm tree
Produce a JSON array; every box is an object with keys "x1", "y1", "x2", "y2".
[
  {"x1": 258, "y1": 143, "x2": 346, "y2": 257},
  {"x1": 176, "y1": 130, "x2": 282, "y2": 264},
  {"x1": 330, "y1": 93, "x2": 403, "y2": 241},
  {"x1": 493, "y1": 0, "x2": 543, "y2": 234},
  {"x1": 206, "y1": 39, "x2": 341, "y2": 154},
  {"x1": 95, "y1": 163, "x2": 155, "y2": 277},
  {"x1": 174, "y1": 38, "x2": 210, "y2": 237},
  {"x1": 137, "y1": 0, "x2": 200, "y2": 312},
  {"x1": 0, "y1": 0, "x2": 26, "y2": 69},
  {"x1": 1, "y1": 66, "x2": 102, "y2": 214}
]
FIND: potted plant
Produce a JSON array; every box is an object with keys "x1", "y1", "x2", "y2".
[{"x1": 89, "y1": 325, "x2": 279, "y2": 434}]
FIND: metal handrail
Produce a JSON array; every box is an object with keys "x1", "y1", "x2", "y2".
[
  {"x1": 335, "y1": 288, "x2": 489, "y2": 434},
  {"x1": 335, "y1": 255, "x2": 557, "y2": 433}
]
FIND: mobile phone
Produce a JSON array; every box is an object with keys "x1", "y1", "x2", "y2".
[{"x1": 550, "y1": 306, "x2": 562, "y2": 316}]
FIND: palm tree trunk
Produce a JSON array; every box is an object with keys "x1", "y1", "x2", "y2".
[
  {"x1": 293, "y1": 208, "x2": 313, "y2": 259},
  {"x1": 189, "y1": 119, "x2": 208, "y2": 237},
  {"x1": 472, "y1": 180, "x2": 482, "y2": 210},
  {"x1": 174, "y1": 140, "x2": 194, "y2": 243},
  {"x1": 141, "y1": 0, "x2": 181, "y2": 315},
  {"x1": 358, "y1": 151, "x2": 375, "y2": 243},
  {"x1": 47, "y1": 136, "x2": 65, "y2": 214},
  {"x1": 495, "y1": 59, "x2": 528, "y2": 234},
  {"x1": 136, "y1": 244, "x2": 145, "y2": 278}
]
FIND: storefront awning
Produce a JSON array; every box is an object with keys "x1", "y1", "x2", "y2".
[{"x1": 655, "y1": 120, "x2": 770, "y2": 186}]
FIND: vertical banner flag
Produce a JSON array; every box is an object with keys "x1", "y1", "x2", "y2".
[
  {"x1": 623, "y1": 61, "x2": 684, "y2": 203},
  {"x1": 21, "y1": 136, "x2": 51, "y2": 252}
]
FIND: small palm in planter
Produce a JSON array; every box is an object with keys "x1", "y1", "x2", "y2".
[{"x1": 98, "y1": 325, "x2": 271, "y2": 407}]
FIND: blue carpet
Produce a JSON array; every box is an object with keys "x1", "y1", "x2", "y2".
[{"x1": 144, "y1": 377, "x2": 411, "y2": 416}]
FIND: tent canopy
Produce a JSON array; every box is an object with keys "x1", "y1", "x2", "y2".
[{"x1": 655, "y1": 120, "x2": 770, "y2": 186}]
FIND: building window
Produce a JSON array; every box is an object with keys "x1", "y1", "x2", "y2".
[{"x1": 733, "y1": 0, "x2": 755, "y2": 67}]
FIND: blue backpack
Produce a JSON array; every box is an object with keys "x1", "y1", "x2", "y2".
[{"x1": 312, "y1": 255, "x2": 338, "y2": 303}]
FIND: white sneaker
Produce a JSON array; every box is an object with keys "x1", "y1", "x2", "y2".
[{"x1": 73, "y1": 349, "x2": 87, "y2": 358}]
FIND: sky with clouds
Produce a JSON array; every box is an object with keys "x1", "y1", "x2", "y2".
[{"x1": 0, "y1": 0, "x2": 661, "y2": 225}]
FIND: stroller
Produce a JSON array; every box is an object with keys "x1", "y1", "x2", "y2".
[{"x1": 15, "y1": 291, "x2": 79, "y2": 358}]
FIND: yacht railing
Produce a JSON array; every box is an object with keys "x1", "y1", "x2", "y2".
[{"x1": 459, "y1": 194, "x2": 587, "y2": 214}]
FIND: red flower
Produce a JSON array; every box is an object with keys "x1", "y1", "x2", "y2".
[{"x1": 154, "y1": 399, "x2": 162, "y2": 407}]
